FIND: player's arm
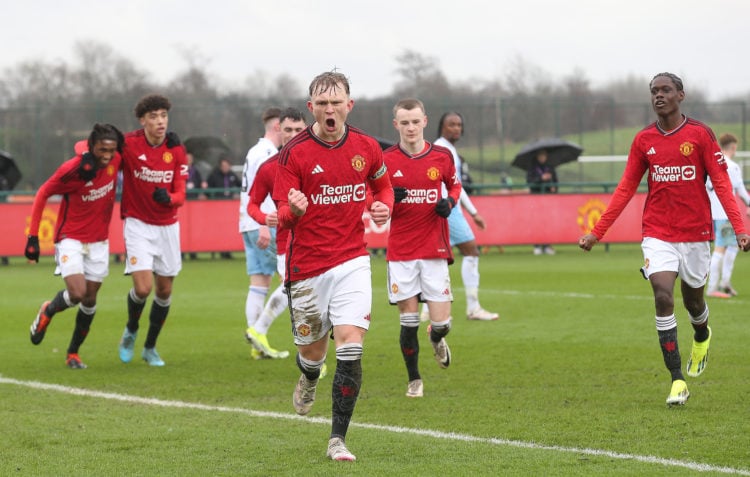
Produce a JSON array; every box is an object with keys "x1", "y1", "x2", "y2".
[
  {"x1": 368, "y1": 163, "x2": 393, "y2": 226},
  {"x1": 273, "y1": 158, "x2": 304, "y2": 229}
]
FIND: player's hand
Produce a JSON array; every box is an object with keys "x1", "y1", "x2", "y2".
[
  {"x1": 288, "y1": 188, "x2": 308, "y2": 217},
  {"x1": 257, "y1": 226, "x2": 271, "y2": 249},
  {"x1": 78, "y1": 152, "x2": 97, "y2": 181},
  {"x1": 370, "y1": 201, "x2": 390, "y2": 226},
  {"x1": 579, "y1": 233, "x2": 598, "y2": 251},
  {"x1": 472, "y1": 212, "x2": 487, "y2": 231},
  {"x1": 265, "y1": 211, "x2": 278, "y2": 227},
  {"x1": 393, "y1": 187, "x2": 407, "y2": 203},
  {"x1": 165, "y1": 131, "x2": 181, "y2": 148},
  {"x1": 435, "y1": 197, "x2": 455, "y2": 218},
  {"x1": 152, "y1": 187, "x2": 171, "y2": 204},
  {"x1": 737, "y1": 233, "x2": 750, "y2": 251},
  {"x1": 24, "y1": 235, "x2": 40, "y2": 262}
]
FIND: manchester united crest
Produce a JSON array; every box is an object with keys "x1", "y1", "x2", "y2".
[
  {"x1": 426, "y1": 167, "x2": 440, "y2": 180},
  {"x1": 351, "y1": 155, "x2": 365, "y2": 172},
  {"x1": 391, "y1": 283, "x2": 399, "y2": 294},
  {"x1": 107, "y1": 164, "x2": 116, "y2": 176},
  {"x1": 296, "y1": 323, "x2": 311, "y2": 337},
  {"x1": 163, "y1": 151, "x2": 174, "y2": 164},
  {"x1": 679, "y1": 142, "x2": 694, "y2": 157}
]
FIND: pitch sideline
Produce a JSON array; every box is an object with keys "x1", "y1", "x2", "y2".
[{"x1": 1, "y1": 375, "x2": 748, "y2": 475}]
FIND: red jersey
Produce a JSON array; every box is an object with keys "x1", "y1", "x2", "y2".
[
  {"x1": 593, "y1": 117, "x2": 745, "y2": 242},
  {"x1": 273, "y1": 125, "x2": 393, "y2": 282},
  {"x1": 384, "y1": 142, "x2": 461, "y2": 263},
  {"x1": 120, "y1": 129, "x2": 188, "y2": 225},
  {"x1": 28, "y1": 153, "x2": 122, "y2": 243},
  {"x1": 247, "y1": 154, "x2": 289, "y2": 254}
]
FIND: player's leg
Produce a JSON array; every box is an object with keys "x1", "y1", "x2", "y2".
[
  {"x1": 680, "y1": 242, "x2": 712, "y2": 378},
  {"x1": 642, "y1": 238, "x2": 687, "y2": 405},
  {"x1": 242, "y1": 231, "x2": 271, "y2": 331},
  {"x1": 245, "y1": 234, "x2": 283, "y2": 357},
  {"x1": 31, "y1": 240, "x2": 84, "y2": 345},
  {"x1": 289, "y1": 273, "x2": 332, "y2": 416},
  {"x1": 720, "y1": 245, "x2": 739, "y2": 295},
  {"x1": 421, "y1": 259, "x2": 454, "y2": 369},
  {"x1": 388, "y1": 260, "x2": 423, "y2": 395},
  {"x1": 327, "y1": 256, "x2": 371, "y2": 461}
]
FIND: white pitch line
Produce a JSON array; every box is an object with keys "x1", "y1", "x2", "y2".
[{"x1": 1, "y1": 375, "x2": 748, "y2": 475}]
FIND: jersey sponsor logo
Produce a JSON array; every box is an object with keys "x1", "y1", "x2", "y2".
[
  {"x1": 351, "y1": 155, "x2": 365, "y2": 172},
  {"x1": 679, "y1": 142, "x2": 694, "y2": 157},
  {"x1": 163, "y1": 151, "x2": 174, "y2": 164},
  {"x1": 426, "y1": 167, "x2": 440, "y2": 181},
  {"x1": 651, "y1": 164, "x2": 696, "y2": 182},
  {"x1": 401, "y1": 188, "x2": 440, "y2": 204},
  {"x1": 716, "y1": 151, "x2": 727, "y2": 166},
  {"x1": 310, "y1": 183, "x2": 366, "y2": 205},
  {"x1": 81, "y1": 181, "x2": 115, "y2": 202},
  {"x1": 133, "y1": 166, "x2": 174, "y2": 184}
]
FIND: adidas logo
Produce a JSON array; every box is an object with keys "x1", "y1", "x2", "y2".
[
  {"x1": 138, "y1": 154, "x2": 147, "y2": 161},
  {"x1": 647, "y1": 147, "x2": 656, "y2": 155},
  {"x1": 393, "y1": 170, "x2": 404, "y2": 178},
  {"x1": 311, "y1": 164, "x2": 324, "y2": 174},
  {"x1": 85, "y1": 181, "x2": 94, "y2": 186}
]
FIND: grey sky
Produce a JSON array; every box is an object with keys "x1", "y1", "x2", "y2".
[{"x1": 3, "y1": 0, "x2": 747, "y2": 100}]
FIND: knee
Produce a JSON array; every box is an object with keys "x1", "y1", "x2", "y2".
[{"x1": 653, "y1": 290, "x2": 674, "y2": 312}]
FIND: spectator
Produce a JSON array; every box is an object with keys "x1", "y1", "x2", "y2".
[
  {"x1": 206, "y1": 155, "x2": 241, "y2": 199},
  {"x1": 186, "y1": 152, "x2": 208, "y2": 200},
  {"x1": 526, "y1": 149, "x2": 558, "y2": 255}
]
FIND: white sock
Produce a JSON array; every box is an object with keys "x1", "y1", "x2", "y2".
[
  {"x1": 707, "y1": 251, "x2": 723, "y2": 291},
  {"x1": 254, "y1": 285, "x2": 287, "y2": 334},
  {"x1": 462, "y1": 256, "x2": 480, "y2": 311},
  {"x1": 721, "y1": 246, "x2": 739, "y2": 288},
  {"x1": 245, "y1": 286, "x2": 268, "y2": 328}
]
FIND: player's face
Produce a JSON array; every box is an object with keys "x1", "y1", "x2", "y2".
[
  {"x1": 92, "y1": 139, "x2": 119, "y2": 167},
  {"x1": 650, "y1": 77, "x2": 684, "y2": 117},
  {"x1": 139, "y1": 109, "x2": 169, "y2": 146},
  {"x1": 280, "y1": 118, "x2": 306, "y2": 146},
  {"x1": 441, "y1": 114, "x2": 463, "y2": 143},
  {"x1": 307, "y1": 82, "x2": 353, "y2": 141},
  {"x1": 393, "y1": 108, "x2": 427, "y2": 148}
]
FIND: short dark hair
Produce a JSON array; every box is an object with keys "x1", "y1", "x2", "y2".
[
  {"x1": 719, "y1": 133, "x2": 738, "y2": 149},
  {"x1": 134, "y1": 94, "x2": 171, "y2": 118},
  {"x1": 650, "y1": 72, "x2": 684, "y2": 92},
  {"x1": 88, "y1": 123, "x2": 124, "y2": 153},
  {"x1": 279, "y1": 107, "x2": 306, "y2": 124},
  {"x1": 436, "y1": 111, "x2": 464, "y2": 139},
  {"x1": 308, "y1": 71, "x2": 350, "y2": 97},
  {"x1": 261, "y1": 107, "x2": 282, "y2": 124}
]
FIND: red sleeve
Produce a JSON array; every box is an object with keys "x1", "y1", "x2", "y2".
[
  {"x1": 369, "y1": 164, "x2": 394, "y2": 211},
  {"x1": 166, "y1": 146, "x2": 188, "y2": 207},
  {"x1": 28, "y1": 182, "x2": 55, "y2": 236},
  {"x1": 446, "y1": 162, "x2": 462, "y2": 204},
  {"x1": 27, "y1": 159, "x2": 79, "y2": 236},
  {"x1": 591, "y1": 177, "x2": 640, "y2": 240}
]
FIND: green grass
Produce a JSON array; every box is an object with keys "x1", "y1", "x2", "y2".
[{"x1": 2, "y1": 246, "x2": 750, "y2": 476}]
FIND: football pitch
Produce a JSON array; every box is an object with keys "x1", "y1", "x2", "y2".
[{"x1": 1, "y1": 245, "x2": 749, "y2": 476}]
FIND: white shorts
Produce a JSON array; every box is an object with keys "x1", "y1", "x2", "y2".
[
  {"x1": 54, "y1": 238, "x2": 109, "y2": 282},
  {"x1": 387, "y1": 259, "x2": 453, "y2": 304},
  {"x1": 288, "y1": 255, "x2": 371, "y2": 345},
  {"x1": 641, "y1": 237, "x2": 710, "y2": 288},
  {"x1": 277, "y1": 253, "x2": 286, "y2": 281},
  {"x1": 123, "y1": 217, "x2": 182, "y2": 277}
]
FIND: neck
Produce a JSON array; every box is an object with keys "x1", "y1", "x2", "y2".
[
  {"x1": 312, "y1": 123, "x2": 345, "y2": 143},
  {"x1": 402, "y1": 139, "x2": 425, "y2": 156},
  {"x1": 657, "y1": 113, "x2": 685, "y2": 132}
]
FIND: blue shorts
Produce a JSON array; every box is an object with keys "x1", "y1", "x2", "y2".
[
  {"x1": 713, "y1": 219, "x2": 736, "y2": 248},
  {"x1": 242, "y1": 229, "x2": 278, "y2": 276},
  {"x1": 448, "y1": 206, "x2": 475, "y2": 246}
]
